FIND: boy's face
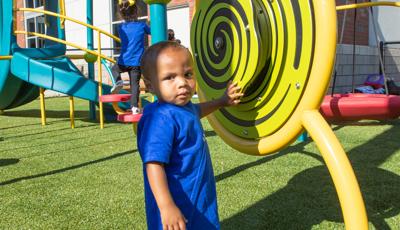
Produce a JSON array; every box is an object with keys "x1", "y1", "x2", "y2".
[{"x1": 150, "y1": 48, "x2": 196, "y2": 106}]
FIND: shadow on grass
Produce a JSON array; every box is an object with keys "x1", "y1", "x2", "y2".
[
  {"x1": 215, "y1": 151, "x2": 287, "y2": 183},
  {"x1": 3, "y1": 109, "x2": 89, "y2": 119},
  {"x1": 220, "y1": 125, "x2": 400, "y2": 229},
  {"x1": 0, "y1": 122, "x2": 43, "y2": 131},
  {"x1": 1, "y1": 109, "x2": 121, "y2": 124},
  {"x1": 3, "y1": 123, "x2": 99, "y2": 140},
  {"x1": 0, "y1": 158, "x2": 20, "y2": 167},
  {"x1": 331, "y1": 119, "x2": 399, "y2": 132},
  {"x1": 0, "y1": 149, "x2": 137, "y2": 186},
  {"x1": 1, "y1": 131, "x2": 108, "y2": 153}
]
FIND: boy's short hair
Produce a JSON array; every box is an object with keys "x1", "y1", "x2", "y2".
[
  {"x1": 141, "y1": 41, "x2": 190, "y2": 87},
  {"x1": 119, "y1": 2, "x2": 138, "y2": 21}
]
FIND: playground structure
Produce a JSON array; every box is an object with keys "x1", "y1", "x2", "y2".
[
  {"x1": 2, "y1": 0, "x2": 400, "y2": 229},
  {"x1": 321, "y1": 1, "x2": 400, "y2": 122}
]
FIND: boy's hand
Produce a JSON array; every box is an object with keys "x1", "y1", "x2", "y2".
[
  {"x1": 198, "y1": 80, "x2": 244, "y2": 118},
  {"x1": 160, "y1": 204, "x2": 187, "y2": 230},
  {"x1": 220, "y1": 81, "x2": 244, "y2": 106}
]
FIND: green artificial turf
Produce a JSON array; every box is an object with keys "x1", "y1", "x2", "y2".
[{"x1": 1, "y1": 97, "x2": 399, "y2": 229}]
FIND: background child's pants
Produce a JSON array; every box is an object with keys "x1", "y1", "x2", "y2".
[{"x1": 111, "y1": 64, "x2": 141, "y2": 108}]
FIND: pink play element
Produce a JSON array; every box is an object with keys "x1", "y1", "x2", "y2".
[
  {"x1": 99, "y1": 94, "x2": 131, "y2": 102},
  {"x1": 117, "y1": 113, "x2": 142, "y2": 123},
  {"x1": 100, "y1": 94, "x2": 142, "y2": 123},
  {"x1": 320, "y1": 93, "x2": 400, "y2": 121}
]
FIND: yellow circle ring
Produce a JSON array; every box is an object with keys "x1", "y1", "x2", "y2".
[{"x1": 191, "y1": 0, "x2": 337, "y2": 155}]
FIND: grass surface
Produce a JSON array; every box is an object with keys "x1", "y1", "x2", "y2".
[{"x1": 1, "y1": 97, "x2": 399, "y2": 229}]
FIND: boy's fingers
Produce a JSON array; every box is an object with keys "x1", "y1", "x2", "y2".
[
  {"x1": 230, "y1": 93, "x2": 244, "y2": 99},
  {"x1": 179, "y1": 221, "x2": 186, "y2": 230},
  {"x1": 228, "y1": 81, "x2": 238, "y2": 89},
  {"x1": 231, "y1": 85, "x2": 241, "y2": 92}
]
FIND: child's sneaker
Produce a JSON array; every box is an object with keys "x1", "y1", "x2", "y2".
[
  {"x1": 111, "y1": 80, "x2": 124, "y2": 94},
  {"x1": 131, "y1": 106, "x2": 141, "y2": 115}
]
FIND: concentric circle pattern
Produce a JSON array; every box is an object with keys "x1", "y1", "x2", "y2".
[{"x1": 192, "y1": 0, "x2": 316, "y2": 139}]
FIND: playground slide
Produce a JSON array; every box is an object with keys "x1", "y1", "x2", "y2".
[
  {"x1": 0, "y1": 0, "x2": 39, "y2": 110},
  {"x1": 0, "y1": 1, "x2": 128, "y2": 111},
  {"x1": 10, "y1": 50, "x2": 114, "y2": 103}
]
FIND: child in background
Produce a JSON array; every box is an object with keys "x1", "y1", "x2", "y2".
[
  {"x1": 167, "y1": 28, "x2": 181, "y2": 44},
  {"x1": 110, "y1": 0, "x2": 150, "y2": 114},
  {"x1": 137, "y1": 41, "x2": 243, "y2": 230}
]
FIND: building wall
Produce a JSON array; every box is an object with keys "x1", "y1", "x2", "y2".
[
  {"x1": 383, "y1": 47, "x2": 400, "y2": 81},
  {"x1": 336, "y1": 0, "x2": 370, "y2": 45},
  {"x1": 370, "y1": 0, "x2": 400, "y2": 45},
  {"x1": 328, "y1": 45, "x2": 400, "y2": 94},
  {"x1": 15, "y1": 1, "x2": 25, "y2": 46},
  {"x1": 332, "y1": 0, "x2": 400, "y2": 93}
]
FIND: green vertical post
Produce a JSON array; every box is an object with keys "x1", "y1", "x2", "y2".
[
  {"x1": 87, "y1": 0, "x2": 96, "y2": 120},
  {"x1": 144, "y1": 0, "x2": 171, "y2": 44}
]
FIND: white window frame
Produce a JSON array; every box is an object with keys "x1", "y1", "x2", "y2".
[{"x1": 24, "y1": 0, "x2": 45, "y2": 48}]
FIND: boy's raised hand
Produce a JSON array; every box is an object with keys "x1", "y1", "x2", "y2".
[
  {"x1": 199, "y1": 80, "x2": 243, "y2": 118},
  {"x1": 221, "y1": 81, "x2": 243, "y2": 106}
]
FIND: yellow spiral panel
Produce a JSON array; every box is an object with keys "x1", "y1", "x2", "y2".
[
  {"x1": 192, "y1": 1, "x2": 369, "y2": 228},
  {"x1": 191, "y1": 0, "x2": 336, "y2": 155}
]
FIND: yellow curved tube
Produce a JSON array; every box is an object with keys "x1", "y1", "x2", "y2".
[
  {"x1": 112, "y1": 102, "x2": 128, "y2": 115},
  {"x1": 302, "y1": 110, "x2": 368, "y2": 230},
  {"x1": 336, "y1": 1, "x2": 400, "y2": 11}
]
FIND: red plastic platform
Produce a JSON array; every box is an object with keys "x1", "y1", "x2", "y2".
[
  {"x1": 320, "y1": 93, "x2": 400, "y2": 121},
  {"x1": 99, "y1": 94, "x2": 131, "y2": 103},
  {"x1": 117, "y1": 113, "x2": 142, "y2": 123}
]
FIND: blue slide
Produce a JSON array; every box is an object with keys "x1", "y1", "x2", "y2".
[{"x1": 0, "y1": 0, "x2": 128, "y2": 111}]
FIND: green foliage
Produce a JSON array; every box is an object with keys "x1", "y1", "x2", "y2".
[{"x1": 0, "y1": 97, "x2": 399, "y2": 229}]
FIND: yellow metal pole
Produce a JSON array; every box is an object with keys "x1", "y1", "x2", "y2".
[
  {"x1": 0, "y1": 56, "x2": 12, "y2": 60},
  {"x1": 97, "y1": 31, "x2": 104, "y2": 129},
  {"x1": 12, "y1": 0, "x2": 17, "y2": 32},
  {"x1": 69, "y1": 96, "x2": 75, "y2": 129},
  {"x1": 302, "y1": 110, "x2": 368, "y2": 230},
  {"x1": 39, "y1": 88, "x2": 46, "y2": 126},
  {"x1": 14, "y1": 31, "x2": 115, "y2": 63},
  {"x1": 193, "y1": 0, "x2": 200, "y2": 18},
  {"x1": 59, "y1": 0, "x2": 66, "y2": 28},
  {"x1": 336, "y1": 1, "x2": 400, "y2": 11},
  {"x1": 132, "y1": 123, "x2": 138, "y2": 135}
]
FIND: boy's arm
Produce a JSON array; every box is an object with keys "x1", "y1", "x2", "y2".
[
  {"x1": 198, "y1": 81, "x2": 243, "y2": 118},
  {"x1": 146, "y1": 162, "x2": 187, "y2": 230}
]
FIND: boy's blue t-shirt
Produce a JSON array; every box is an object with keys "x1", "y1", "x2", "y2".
[
  {"x1": 118, "y1": 21, "x2": 150, "y2": 66},
  {"x1": 137, "y1": 102, "x2": 220, "y2": 230}
]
